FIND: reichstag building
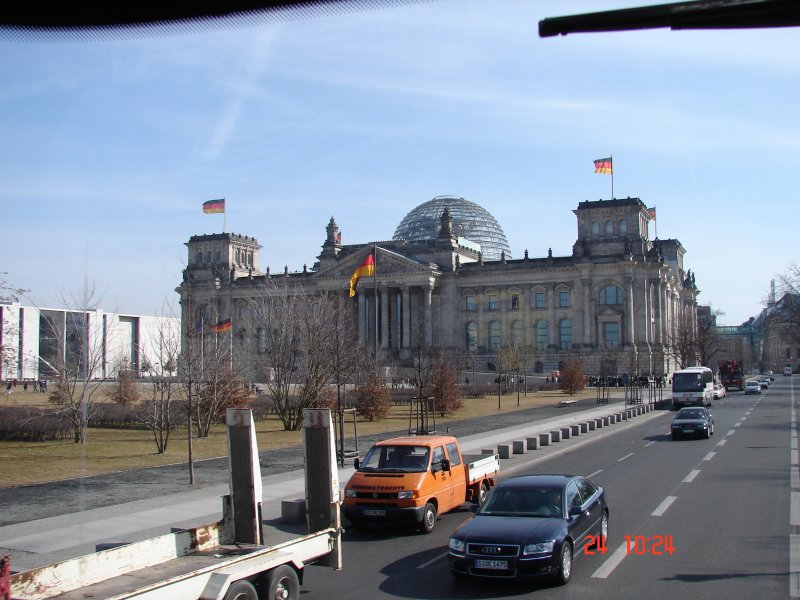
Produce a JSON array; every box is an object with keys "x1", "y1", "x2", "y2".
[{"x1": 177, "y1": 195, "x2": 699, "y2": 377}]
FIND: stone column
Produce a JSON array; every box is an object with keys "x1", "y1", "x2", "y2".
[
  {"x1": 402, "y1": 286, "x2": 411, "y2": 349},
  {"x1": 358, "y1": 292, "x2": 366, "y2": 346},
  {"x1": 582, "y1": 278, "x2": 591, "y2": 346},
  {"x1": 381, "y1": 288, "x2": 390, "y2": 348},
  {"x1": 548, "y1": 286, "x2": 556, "y2": 347},
  {"x1": 625, "y1": 275, "x2": 635, "y2": 345},
  {"x1": 424, "y1": 284, "x2": 433, "y2": 347}
]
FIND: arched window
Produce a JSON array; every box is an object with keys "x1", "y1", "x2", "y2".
[
  {"x1": 559, "y1": 319, "x2": 572, "y2": 349},
  {"x1": 466, "y1": 322, "x2": 478, "y2": 351},
  {"x1": 591, "y1": 222, "x2": 600, "y2": 236},
  {"x1": 511, "y1": 320, "x2": 524, "y2": 345},
  {"x1": 598, "y1": 285, "x2": 624, "y2": 305},
  {"x1": 605, "y1": 220, "x2": 613, "y2": 235},
  {"x1": 489, "y1": 321, "x2": 501, "y2": 349},
  {"x1": 619, "y1": 219, "x2": 628, "y2": 234},
  {"x1": 536, "y1": 320, "x2": 548, "y2": 350}
]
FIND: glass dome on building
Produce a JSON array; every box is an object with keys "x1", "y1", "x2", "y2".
[{"x1": 393, "y1": 195, "x2": 511, "y2": 261}]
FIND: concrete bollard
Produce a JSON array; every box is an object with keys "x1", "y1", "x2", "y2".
[
  {"x1": 560, "y1": 427, "x2": 571, "y2": 440},
  {"x1": 570, "y1": 424, "x2": 580, "y2": 436},
  {"x1": 539, "y1": 432, "x2": 551, "y2": 446},
  {"x1": 551, "y1": 430, "x2": 562, "y2": 442},
  {"x1": 580, "y1": 422, "x2": 589, "y2": 433},
  {"x1": 596, "y1": 417, "x2": 604, "y2": 428},
  {"x1": 513, "y1": 440, "x2": 526, "y2": 454},
  {"x1": 527, "y1": 436, "x2": 539, "y2": 450},
  {"x1": 281, "y1": 499, "x2": 307, "y2": 524},
  {"x1": 498, "y1": 444, "x2": 512, "y2": 459},
  {"x1": 481, "y1": 448, "x2": 496, "y2": 455}
]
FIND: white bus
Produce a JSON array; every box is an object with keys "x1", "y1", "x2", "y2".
[{"x1": 671, "y1": 367, "x2": 714, "y2": 409}]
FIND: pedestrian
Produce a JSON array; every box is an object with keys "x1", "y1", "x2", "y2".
[
  {"x1": 5, "y1": 381, "x2": 11, "y2": 396},
  {"x1": 23, "y1": 381, "x2": 28, "y2": 393}
]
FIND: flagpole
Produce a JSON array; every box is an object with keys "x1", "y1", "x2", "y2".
[
  {"x1": 654, "y1": 205, "x2": 658, "y2": 239},
  {"x1": 611, "y1": 155, "x2": 614, "y2": 199},
  {"x1": 373, "y1": 242, "x2": 378, "y2": 362},
  {"x1": 223, "y1": 197, "x2": 227, "y2": 233}
]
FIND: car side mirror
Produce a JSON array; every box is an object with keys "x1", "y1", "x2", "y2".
[
  {"x1": 569, "y1": 505, "x2": 583, "y2": 517},
  {"x1": 353, "y1": 458, "x2": 360, "y2": 470},
  {"x1": 442, "y1": 458, "x2": 451, "y2": 472}
]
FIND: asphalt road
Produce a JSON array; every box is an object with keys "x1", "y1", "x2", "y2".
[{"x1": 299, "y1": 376, "x2": 795, "y2": 599}]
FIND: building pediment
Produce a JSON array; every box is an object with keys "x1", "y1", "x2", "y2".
[{"x1": 314, "y1": 247, "x2": 438, "y2": 282}]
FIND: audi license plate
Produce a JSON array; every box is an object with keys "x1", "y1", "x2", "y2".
[
  {"x1": 682, "y1": 429, "x2": 694, "y2": 434},
  {"x1": 475, "y1": 559, "x2": 508, "y2": 570},
  {"x1": 364, "y1": 509, "x2": 386, "y2": 517}
]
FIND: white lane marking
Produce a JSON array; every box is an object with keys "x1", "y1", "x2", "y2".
[
  {"x1": 683, "y1": 470, "x2": 700, "y2": 483},
  {"x1": 791, "y1": 534, "x2": 800, "y2": 597},
  {"x1": 735, "y1": 422, "x2": 742, "y2": 428},
  {"x1": 618, "y1": 453, "x2": 634, "y2": 462},
  {"x1": 587, "y1": 469, "x2": 603, "y2": 479},
  {"x1": 651, "y1": 496, "x2": 677, "y2": 517},
  {"x1": 703, "y1": 452, "x2": 716, "y2": 461},
  {"x1": 644, "y1": 441, "x2": 656, "y2": 447},
  {"x1": 717, "y1": 439, "x2": 727, "y2": 447},
  {"x1": 726, "y1": 430, "x2": 736, "y2": 436},
  {"x1": 792, "y1": 492, "x2": 800, "y2": 527},
  {"x1": 417, "y1": 552, "x2": 447, "y2": 569},
  {"x1": 591, "y1": 541, "x2": 628, "y2": 579}
]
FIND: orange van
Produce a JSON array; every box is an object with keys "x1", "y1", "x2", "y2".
[{"x1": 343, "y1": 435, "x2": 499, "y2": 533}]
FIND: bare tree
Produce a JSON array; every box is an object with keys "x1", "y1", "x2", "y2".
[
  {"x1": 44, "y1": 280, "x2": 116, "y2": 444},
  {"x1": 560, "y1": 356, "x2": 585, "y2": 396},
  {"x1": 177, "y1": 319, "x2": 204, "y2": 484},
  {"x1": 431, "y1": 357, "x2": 463, "y2": 417},
  {"x1": 245, "y1": 280, "x2": 341, "y2": 431},
  {"x1": 666, "y1": 313, "x2": 698, "y2": 369},
  {"x1": 776, "y1": 262, "x2": 800, "y2": 347},
  {"x1": 0, "y1": 274, "x2": 28, "y2": 378},
  {"x1": 139, "y1": 307, "x2": 182, "y2": 454},
  {"x1": 696, "y1": 306, "x2": 724, "y2": 367},
  {"x1": 355, "y1": 368, "x2": 390, "y2": 421}
]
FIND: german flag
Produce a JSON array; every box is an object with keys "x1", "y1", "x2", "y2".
[
  {"x1": 348, "y1": 252, "x2": 375, "y2": 297},
  {"x1": 202, "y1": 199, "x2": 225, "y2": 214},
  {"x1": 593, "y1": 157, "x2": 613, "y2": 174},
  {"x1": 211, "y1": 319, "x2": 231, "y2": 333}
]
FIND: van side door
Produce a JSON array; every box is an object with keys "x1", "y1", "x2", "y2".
[{"x1": 445, "y1": 441, "x2": 466, "y2": 510}]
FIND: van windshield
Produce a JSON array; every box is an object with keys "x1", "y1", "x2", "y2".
[
  {"x1": 359, "y1": 445, "x2": 429, "y2": 473},
  {"x1": 673, "y1": 373, "x2": 704, "y2": 392}
]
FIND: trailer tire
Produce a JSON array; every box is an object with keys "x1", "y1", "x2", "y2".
[
  {"x1": 224, "y1": 579, "x2": 258, "y2": 600},
  {"x1": 267, "y1": 565, "x2": 300, "y2": 600}
]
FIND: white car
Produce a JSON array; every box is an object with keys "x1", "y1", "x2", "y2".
[
  {"x1": 745, "y1": 381, "x2": 762, "y2": 395},
  {"x1": 712, "y1": 384, "x2": 726, "y2": 399}
]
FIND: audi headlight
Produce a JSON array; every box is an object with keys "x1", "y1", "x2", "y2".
[
  {"x1": 448, "y1": 538, "x2": 465, "y2": 553},
  {"x1": 523, "y1": 541, "x2": 554, "y2": 555},
  {"x1": 345, "y1": 489, "x2": 357, "y2": 498}
]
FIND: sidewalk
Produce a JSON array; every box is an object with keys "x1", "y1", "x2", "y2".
[{"x1": 0, "y1": 398, "x2": 666, "y2": 573}]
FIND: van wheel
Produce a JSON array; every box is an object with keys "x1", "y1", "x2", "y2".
[
  {"x1": 224, "y1": 579, "x2": 258, "y2": 600},
  {"x1": 267, "y1": 565, "x2": 300, "y2": 600},
  {"x1": 420, "y1": 502, "x2": 437, "y2": 533}
]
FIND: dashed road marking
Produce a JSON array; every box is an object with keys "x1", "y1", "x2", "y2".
[
  {"x1": 683, "y1": 469, "x2": 700, "y2": 483},
  {"x1": 651, "y1": 496, "x2": 677, "y2": 517}
]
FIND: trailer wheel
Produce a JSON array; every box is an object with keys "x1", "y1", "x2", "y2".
[
  {"x1": 267, "y1": 565, "x2": 300, "y2": 600},
  {"x1": 224, "y1": 579, "x2": 258, "y2": 600}
]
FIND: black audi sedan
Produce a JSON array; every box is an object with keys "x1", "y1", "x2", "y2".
[
  {"x1": 670, "y1": 407, "x2": 714, "y2": 440},
  {"x1": 448, "y1": 474, "x2": 608, "y2": 585}
]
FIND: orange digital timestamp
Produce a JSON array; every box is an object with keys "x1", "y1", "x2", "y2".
[
  {"x1": 624, "y1": 535, "x2": 675, "y2": 555},
  {"x1": 583, "y1": 535, "x2": 608, "y2": 555}
]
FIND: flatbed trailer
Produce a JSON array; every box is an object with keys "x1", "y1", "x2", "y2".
[{"x1": 7, "y1": 408, "x2": 342, "y2": 600}]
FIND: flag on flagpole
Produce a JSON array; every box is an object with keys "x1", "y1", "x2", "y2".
[
  {"x1": 349, "y1": 252, "x2": 375, "y2": 297},
  {"x1": 202, "y1": 199, "x2": 225, "y2": 214},
  {"x1": 593, "y1": 157, "x2": 613, "y2": 174},
  {"x1": 211, "y1": 319, "x2": 232, "y2": 333},
  {"x1": 647, "y1": 206, "x2": 656, "y2": 220}
]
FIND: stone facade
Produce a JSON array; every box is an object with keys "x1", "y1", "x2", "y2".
[{"x1": 176, "y1": 197, "x2": 699, "y2": 378}]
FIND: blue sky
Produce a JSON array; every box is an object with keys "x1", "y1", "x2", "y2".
[{"x1": 2, "y1": 0, "x2": 798, "y2": 324}]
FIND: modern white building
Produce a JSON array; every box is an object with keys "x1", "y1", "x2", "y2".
[{"x1": 0, "y1": 303, "x2": 180, "y2": 381}]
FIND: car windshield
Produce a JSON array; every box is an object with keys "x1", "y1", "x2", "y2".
[
  {"x1": 480, "y1": 487, "x2": 562, "y2": 518},
  {"x1": 677, "y1": 409, "x2": 705, "y2": 419},
  {"x1": 359, "y1": 445, "x2": 429, "y2": 472}
]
